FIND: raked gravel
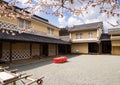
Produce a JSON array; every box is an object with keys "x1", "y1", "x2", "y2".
[{"x1": 10, "y1": 55, "x2": 120, "y2": 85}]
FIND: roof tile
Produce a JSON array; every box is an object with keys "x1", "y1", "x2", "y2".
[{"x1": 70, "y1": 22, "x2": 103, "y2": 32}]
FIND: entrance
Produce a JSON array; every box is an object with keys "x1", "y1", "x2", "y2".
[
  {"x1": 101, "y1": 41, "x2": 111, "y2": 54},
  {"x1": 58, "y1": 44, "x2": 71, "y2": 55},
  {"x1": 42, "y1": 44, "x2": 48, "y2": 56},
  {"x1": 88, "y1": 43, "x2": 99, "y2": 53}
]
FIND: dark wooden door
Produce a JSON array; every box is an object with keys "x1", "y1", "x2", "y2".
[
  {"x1": 102, "y1": 41, "x2": 111, "y2": 53},
  {"x1": 89, "y1": 43, "x2": 99, "y2": 53},
  {"x1": 58, "y1": 44, "x2": 71, "y2": 54},
  {"x1": 43, "y1": 44, "x2": 48, "y2": 56},
  {"x1": 58, "y1": 44, "x2": 66, "y2": 54}
]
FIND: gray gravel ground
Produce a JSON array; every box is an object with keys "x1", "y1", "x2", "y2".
[{"x1": 10, "y1": 55, "x2": 120, "y2": 85}]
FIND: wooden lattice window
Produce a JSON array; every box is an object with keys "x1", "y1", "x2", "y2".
[
  {"x1": 48, "y1": 27, "x2": 54, "y2": 35},
  {"x1": 88, "y1": 32, "x2": 93, "y2": 38},
  {"x1": 76, "y1": 33, "x2": 82, "y2": 39},
  {"x1": 18, "y1": 18, "x2": 31, "y2": 29}
]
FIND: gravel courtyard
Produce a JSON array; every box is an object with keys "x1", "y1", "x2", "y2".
[{"x1": 10, "y1": 55, "x2": 120, "y2": 85}]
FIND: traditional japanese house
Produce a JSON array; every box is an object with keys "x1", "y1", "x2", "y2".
[
  {"x1": 108, "y1": 28, "x2": 120, "y2": 55},
  {"x1": 0, "y1": 9, "x2": 70, "y2": 63},
  {"x1": 69, "y1": 22, "x2": 103, "y2": 54}
]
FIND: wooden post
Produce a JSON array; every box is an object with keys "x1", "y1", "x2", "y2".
[
  {"x1": 9, "y1": 42, "x2": 12, "y2": 63},
  {"x1": 46, "y1": 44, "x2": 48, "y2": 56},
  {"x1": 39, "y1": 44, "x2": 42, "y2": 59},
  {"x1": 98, "y1": 43, "x2": 102, "y2": 54},
  {"x1": 69, "y1": 45, "x2": 71, "y2": 54},
  {"x1": 0, "y1": 42, "x2": 2, "y2": 60},
  {"x1": 30, "y1": 43, "x2": 32, "y2": 57},
  {"x1": 65, "y1": 45, "x2": 67, "y2": 54},
  {"x1": 56, "y1": 44, "x2": 58, "y2": 56},
  {"x1": 39, "y1": 44, "x2": 40, "y2": 56},
  {"x1": 41, "y1": 44, "x2": 43, "y2": 56}
]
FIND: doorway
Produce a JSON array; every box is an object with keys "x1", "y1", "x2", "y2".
[
  {"x1": 42, "y1": 44, "x2": 48, "y2": 56},
  {"x1": 88, "y1": 43, "x2": 99, "y2": 53},
  {"x1": 101, "y1": 41, "x2": 111, "y2": 54},
  {"x1": 58, "y1": 44, "x2": 71, "y2": 55}
]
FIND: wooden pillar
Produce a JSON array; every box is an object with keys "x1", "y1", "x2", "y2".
[
  {"x1": 0, "y1": 42, "x2": 2, "y2": 60},
  {"x1": 30, "y1": 43, "x2": 32, "y2": 57},
  {"x1": 47, "y1": 44, "x2": 48, "y2": 56},
  {"x1": 39, "y1": 44, "x2": 41, "y2": 56},
  {"x1": 40, "y1": 44, "x2": 43, "y2": 56},
  {"x1": 65, "y1": 45, "x2": 68, "y2": 54},
  {"x1": 98, "y1": 43, "x2": 102, "y2": 54},
  {"x1": 56, "y1": 44, "x2": 58, "y2": 56},
  {"x1": 9, "y1": 42, "x2": 12, "y2": 63},
  {"x1": 39, "y1": 44, "x2": 43, "y2": 58},
  {"x1": 70, "y1": 45, "x2": 71, "y2": 54},
  {"x1": 112, "y1": 46, "x2": 113, "y2": 55}
]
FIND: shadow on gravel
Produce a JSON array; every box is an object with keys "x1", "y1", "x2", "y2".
[
  {"x1": 10, "y1": 60, "x2": 53, "y2": 72},
  {"x1": 9, "y1": 54, "x2": 80, "y2": 72},
  {"x1": 65, "y1": 54, "x2": 81, "y2": 59}
]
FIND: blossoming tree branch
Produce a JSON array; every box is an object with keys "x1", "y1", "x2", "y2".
[{"x1": 0, "y1": 0, "x2": 120, "y2": 27}]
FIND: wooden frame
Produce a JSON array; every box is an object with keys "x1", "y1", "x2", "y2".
[{"x1": 0, "y1": 67, "x2": 44, "y2": 85}]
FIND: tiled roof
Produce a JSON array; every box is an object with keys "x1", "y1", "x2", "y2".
[
  {"x1": 100, "y1": 33, "x2": 111, "y2": 41},
  {"x1": 0, "y1": 20, "x2": 59, "y2": 38},
  {"x1": 108, "y1": 28, "x2": 120, "y2": 34},
  {"x1": 0, "y1": 32, "x2": 70, "y2": 44},
  {"x1": 70, "y1": 22, "x2": 103, "y2": 32},
  {"x1": 3, "y1": 1, "x2": 59, "y2": 29}
]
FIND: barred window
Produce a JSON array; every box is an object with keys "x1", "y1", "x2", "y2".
[
  {"x1": 18, "y1": 18, "x2": 31, "y2": 29},
  {"x1": 48, "y1": 27, "x2": 54, "y2": 35},
  {"x1": 88, "y1": 32, "x2": 93, "y2": 38},
  {"x1": 76, "y1": 33, "x2": 82, "y2": 39}
]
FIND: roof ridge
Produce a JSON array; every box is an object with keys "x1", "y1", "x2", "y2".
[
  {"x1": 70, "y1": 22, "x2": 103, "y2": 32},
  {"x1": 74, "y1": 21, "x2": 103, "y2": 27}
]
